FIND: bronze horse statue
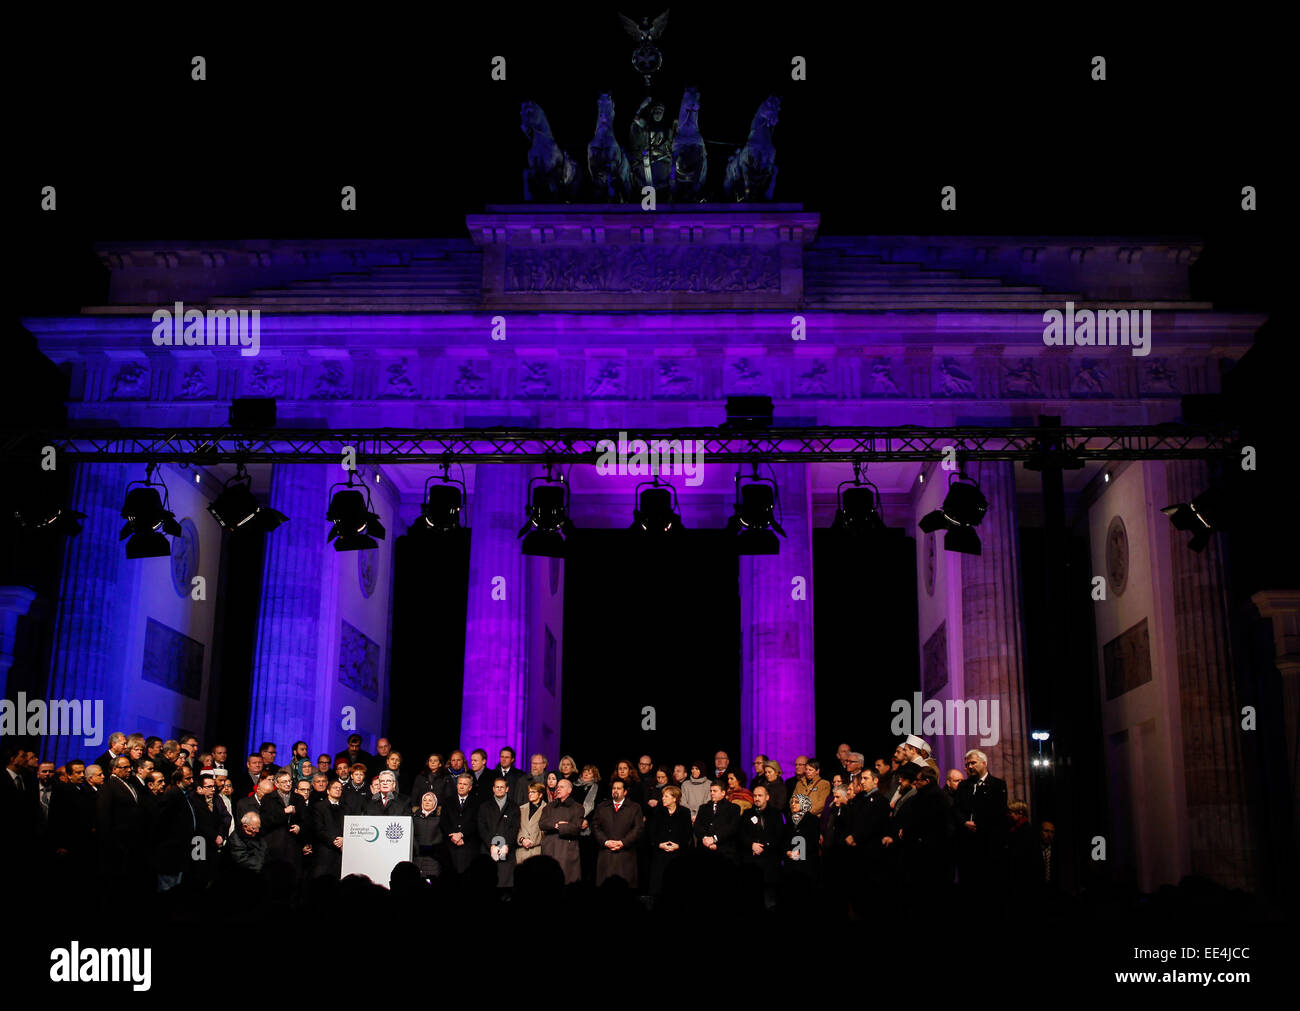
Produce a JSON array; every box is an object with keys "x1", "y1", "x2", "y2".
[
  {"x1": 587, "y1": 93, "x2": 632, "y2": 202},
  {"x1": 669, "y1": 86, "x2": 707, "y2": 202},
  {"x1": 724, "y1": 95, "x2": 780, "y2": 201},
  {"x1": 521, "y1": 100, "x2": 581, "y2": 202}
]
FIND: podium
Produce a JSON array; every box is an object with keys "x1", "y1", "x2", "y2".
[{"x1": 340, "y1": 815, "x2": 413, "y2": 887}]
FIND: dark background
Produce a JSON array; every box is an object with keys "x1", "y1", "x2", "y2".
[{"x1": 4, "y1": 12, "x2": 1290, "y2": 818}]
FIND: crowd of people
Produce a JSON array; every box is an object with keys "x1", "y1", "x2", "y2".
[{"x1": 1, "y1": 728, "x2": 1059, "y2": 909}]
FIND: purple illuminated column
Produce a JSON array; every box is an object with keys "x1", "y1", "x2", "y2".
[
  {"x1": 1167, "y1": 460, "x2": 1255, "y2": 890},
  {"x1": 247, "y1": 464, "x2": 332, "y2": 757},
  {"x1": 960, "y1": 461, "x2": 1031, "y2": 802},
  {"x1": 740, "y1": 462, "x2": 816, "y2": 776},
  {"x1": 459, "y1": 464, "x2": 528, "y2": 758},
  {"x1": 46, "y1": 462, "x2": 132, "y2": 767}
]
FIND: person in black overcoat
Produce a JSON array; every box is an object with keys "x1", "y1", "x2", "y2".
[
  {"x1": 411, "y1": 792, "x2": 444, "y2": 879},
  {"x1": 477, "y1": 777, "x2": 522, "y2": 887},
  {"x1": 692, "y1": 782, "x2": 741, "y2": 862},
  {"x1": 441, "y1": 773, "x2": 480, "y2": 874},
  {"x1": 646, "y1": 785, "x2": 693, "y2": 897}
]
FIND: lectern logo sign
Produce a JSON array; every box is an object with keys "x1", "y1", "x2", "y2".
[{"x1": 385, "y1": 822, "x2": 405, "y2": 842}]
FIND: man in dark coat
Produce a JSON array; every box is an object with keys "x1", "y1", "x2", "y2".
[
  {"x1": 259, "y1": 769, "x2": 304, "y2": 874},
  {"x1": 491, "y1": 747, "x2": 529, "y2": 808},
  {"x1": 477, "y1": 776, "x2": 522, "y2": 887},
  {"x1": 591, "y1": 778, "x2": 644, "y2": 887},
  {"x1": 333, "y1": 734, "x2": 373, "y2": 775},
  {"x1": 850, "y1": 768, "x2": 893, "y2": 884},
  {"x1": 364, "y1": 770, "x2": 409, "y2": 817},
  {"x1": 739, "y1": 782, "x2": 784, "y2": 891},
  {"x1": 896, "y1": 764, "x2": 953, "y2": 892},
  {"x1": 953, "y1": 748, "x2": 1007, "y2": 891},
  {"x1": 189, "y1": 773, "x2": 230, "y2": 885},
  {"x1": 96, "y1": 755, "x2": 143, "y2": 878},
  {"x1": 692, "y1": 781, "x2": 740, "y2": 862},
  {"x1": 441, "y1": 772, "x2": 480, "y2": 874},
  {"x1": 538, "y1": 777, "x2": 584, "y2": 884},
  {"x1": 310, "y1": 780, "x2": 347, "y2": 879}
]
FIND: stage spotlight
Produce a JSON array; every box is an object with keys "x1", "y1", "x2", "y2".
[
  {"x1": 831, "y1": 463, "x2": 887, "y2": 536},
  {"x1": 918, "y1": 471, "x2": 988, "y2": 555},
  {"x1": 208, "y1": 463, "x2": 287, "y2": 534},
  {"x1": 630, "y1": 480, "x2": 682, "y2": 535},
  {"x1": 1161, "y1": 488, "x2": 1222, "y2": 552},
  {"x1": 326, "y1": 475, "x2": 386, "y2": 551},
  {"x1": 119, "y1": 466, "x2": 183, "y2": 559},
  {"x1": 409, "y1": 467, "x2": 467, "y2": 539},
  {"x1": 518, "y1": 468, "x2": 574, "y2": 557},
  {"x1": 725, "y1": 467, "x2": 785, "y2": 554}
]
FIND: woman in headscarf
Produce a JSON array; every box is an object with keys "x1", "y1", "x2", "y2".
[
  {"x1": 412, "y1": 791, "x2": 444, "y2": 879},
  {"x1": 783, "y1": 792, "x2": 820, "y2": 883},
  {"x1": 292, "y1": 757, "x2": 315, "y2": 785},
  {"x1": 680, "y1": 761, "x2": 712, "y2": 822},
  {"x1": 725, "y1": 770, "x2": 754, "y2": 813}
]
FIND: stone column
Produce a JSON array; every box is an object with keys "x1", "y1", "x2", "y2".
[
  {"x1": 46, "y1": 463, "x2": 132, "y2": 767},
  {"x1": 1251, "y1": 589, "x2": 1300, "y2": 857},
  {"x1": 740, "y1": 463, "x2": 816, "y2": 776},
  {"x1": 460, "y1": 464, "x2": 528, "y2": 758},
  {"x1": 0, "y1": 586, "x2": 37, "y2": 698},
  {"x1": 960, "y1": 462, "x2": 1031, "y2": 802},
  {"x1": 1164, "y1": 462, "x2": 1256, "y2": 889},
  {"x1": 247, "y1": 464, "x2": 333, "y2": 757}
]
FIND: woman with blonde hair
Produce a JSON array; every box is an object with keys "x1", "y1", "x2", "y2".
[
  {"x1": 516, "y1": 780, "x2": 548, "y2": 865},
  {"x1": 557, "y1": 754, "x2": 579, "y2": 782}
]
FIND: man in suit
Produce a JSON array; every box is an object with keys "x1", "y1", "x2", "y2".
[
  {"x1": 693, "y1": 781, "x2": 740, "y2": 862},
  {"x1": 333, "y1": 734, "x2": 373, "y2": 774},
  {"x1": 92, "y1": 732, "x2": 127, "y2": 775},
  {"x1": 257, "y1": 742, "x2": 280, "y2": 776},
  {"x1": 477, "y1": 775, "x2": 522, "y2": 887},
  {"x1": 785, "y1": 756, "x2": 808, "y2": 806},
  {"x1": 538, "y1": 776, "x2": 584, "y2": 884},
  {"x1": 591, "y1": 777, "x2": 643, "y2": 887},
  {"x1": 740, "y1": 781, "x2": 783, "y2": 901},
  {"x1": 228, "y1": 753, "x2": 262, "y2": 799},
  {"x1": 467, "y1": 748, "x2": 494, "y2": 800},
  {"x1": 364, "y1": 770, "x2": 408, "y2": 817},
  {"x1": 189, "y1": 772, "x2": 230, "y2": 885},
  {"x1": 96, "y1": 754, "x2": 144, "y2": 884},
  {"x1": 850, "y1": 768, "x2": 893, "y2": 884},
  {"x1": 311, "y1": 780, "x2": 347, "y2": 879},
  {"x1": 1, "y1": 746, "x2": 38, "y2": 871},
  {"x1": 154, "y1": 740, "x2": 179, "y2": 783},
  {"x1": 523, "y1": 752, "x2": 549, "y2": 799},
  {"x1": 712, "y1": 750, "x2": 734, "y2": 784},
  {"x1": 492, "y1": 746, "x2": 529, "y2": 807},
  {"x1": 441, "y1": 772, "x2": 480, "y2": 874},
  {"x1": 259, "y1": 769, "x2": 304, "y2": 874},
  {"x1": 154, "y1": 767, "x2": 199, "y2": 891},
  {"x1": 895, "y1": 764, "x2": 953, "y2": 894},
  {"x1": 49, "y1": 760, "x2": 94, "y2": 867},
  {"x1": 235, "y1": 775, "x2": 274, "y2": 823},
  {"x1": 954, "y1": 748, "x2": 1007, "y2": 892}
]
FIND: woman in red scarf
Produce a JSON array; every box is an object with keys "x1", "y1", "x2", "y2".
[{"x1": 725, "y1": 770, "x2": 754, "y2": 812}]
